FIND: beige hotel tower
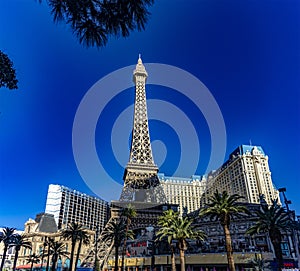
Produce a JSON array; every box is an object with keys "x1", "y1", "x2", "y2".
[{"x1": 160, "y1": 145, "x2": 280, "y2": 214}]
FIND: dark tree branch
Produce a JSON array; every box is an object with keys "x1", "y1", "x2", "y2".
[{"x1": 0, "y1": 51, "x2": 18, "y2": 90}]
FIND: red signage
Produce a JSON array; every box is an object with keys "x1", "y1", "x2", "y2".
[
  {"x1": 283, "y1": 262, "x2": 295, "y2": 268},
  {"x1": 131, "y1": 241, "x2": 147, "y2": 248}
]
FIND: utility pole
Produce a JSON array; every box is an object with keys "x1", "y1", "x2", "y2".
[{"x1": 278, "y1": 188, "x2": 300, "y2": 268}]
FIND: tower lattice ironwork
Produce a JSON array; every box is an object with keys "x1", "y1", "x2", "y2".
[
  {"x1": 119, "y1": 55, "x2": 166, "y2": 203},
  {"x1": 82, "y1": 56, "x2": 169, "y2": 269}
]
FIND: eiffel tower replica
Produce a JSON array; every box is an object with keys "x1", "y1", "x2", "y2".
[
  {"x1": 110, "y1": 54, "x2": 175, "y2": 227},
  {"x1": 82, "y1": 56, "x2": 177, "y2": 268},
  {"x1": 118, "y1": 54, "x2": 166, "y2": 204}
]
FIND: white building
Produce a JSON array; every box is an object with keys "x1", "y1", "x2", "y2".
[{"x1": 45, "y1": 184, "x2": 109, "y2": 231}]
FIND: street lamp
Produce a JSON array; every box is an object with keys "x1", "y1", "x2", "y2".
[{"x1": 278, "y1": 187, "x2": 300, "y2": 268}]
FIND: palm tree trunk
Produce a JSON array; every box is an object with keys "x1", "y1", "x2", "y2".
[
  {"x1": 223, "y1": 224, "x2": 235, "y2": 271},
  {"x1": 171, "y1": 246, "x2": 176, "y2": 271},
  {"x1": 41, "y1": 240, "x2": 47, "y2": 270},
  {"x1": 12, "y1": 249, "x2": 20, "y2": 271},
  {"x1": 51, "y1": 254, "x2": 57, "y2": 271},
  {"x1": 179, "y1": 248, "x2": 185, "y2": 271},
  {"x1": 46, "y1": 242, "x2": 51, "y2": 271},
  {"x1": 121, "y1": 242, "x2": 126, "y2": 271},
  {"x1": 114, "y1": 243, "x2": 119, "y2": 271},
  {"x1": 46, "y1": 240, "x2": 51, "y2": 271},
  {"x1": 30, "y1": 261, "x2": 34, "y2": 271},
  {"x1": 0, "y1": 245, "x2": 8, "y2": 271},
  {"x1": 69, "y1": 240, "x2": 76, "y2": 271},
  {"x1": 40, "y1": 251, "x2": 45, "y2": 271},
  {"x1": 74, "y1": 238, "x2": 83, "y2": 271},
  {"x1": 121, "y1": 221, "x2": 129, "y2": 271},
  {"x1": 272, "y1": 240, "x2": 284, "y2": 271}
]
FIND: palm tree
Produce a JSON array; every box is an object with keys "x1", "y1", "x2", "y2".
[
  {"x1": 249, "y1": 256, "x2": 269, "y2": 271},
  {"x1": 62, "y1": 222, "x2": 88, "y2": 271},
  {"x1": 39, "y1": 237, "x2": 48, "y2": 271},
  {"x1": 200, "y1": 190, "x2": 249, "y2": 271},
  {"x1": 0, "y1": 227, "x2": 16, "y2": 271},
  {"x1": 45, "y1": 238, "x2": 54, "y2": 271},
  {"x1": 120, "y1": 204, "x2": 137, "y2": 271},
  {"x1": 48, "y1": 240, "x2": 69, "y2": 271},
  {"x1": 74, "y1": 228, "x2": 90, "y2": 271},
  {"x1": 157, "y1": 209, "x2": 206, "y2": 271},
  {"x1": 246, "y1": 199, "x2": 292, "y2": 270},
  {"x1": 27, "y1": 253, "x2": 40, "y2": 271},
  {"x1": 102, "y1": 218, "x2": 134, "y2": 271},
  {"x1": 157, "y1": 210, "x2": 177, "y2": 271},
  {"x1": 9, "y1": 234, "x2": 32, "y2": 271}
]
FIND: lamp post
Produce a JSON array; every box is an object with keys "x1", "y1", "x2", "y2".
[{"x1": 278, "y1": 187, "x2": 300, "y2": 268}]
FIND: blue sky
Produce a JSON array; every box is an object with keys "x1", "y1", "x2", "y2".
[{"x1": 1, "y1": 0, "x2": 299, "y2": 229}]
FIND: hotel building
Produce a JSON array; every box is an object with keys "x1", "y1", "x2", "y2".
[
  {"x1": 159, "y1": 145, "x2": 280, "y2": 215},
  {"x1": 45, "y1": 184, "x2": 109, "y2": 231},
  {"x1": 202, "y1": 145, "x2": 280, "y2": 206},
  {"x1": 159, "y1": 174, "x2": 207, "y2": 215}
]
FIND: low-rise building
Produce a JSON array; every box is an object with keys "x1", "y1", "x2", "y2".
[{"x1": 16, "y1": 213, "x2": 94, "y2": 271}]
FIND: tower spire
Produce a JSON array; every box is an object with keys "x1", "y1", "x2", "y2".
[
  {"x1": 119, "y1": 56, "x2": 166, "y2": 203},
  {"x1": 133, "y1": 54, "x2": 148, "y2": 83}
]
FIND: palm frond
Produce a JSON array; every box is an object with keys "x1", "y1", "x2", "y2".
[{"x1": 41, "y1": 0, "x2": 154, "y2": 48}]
